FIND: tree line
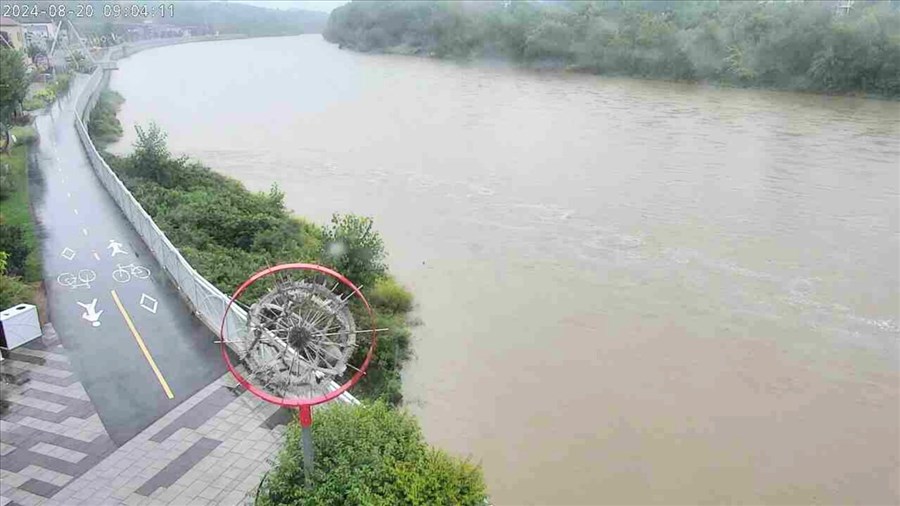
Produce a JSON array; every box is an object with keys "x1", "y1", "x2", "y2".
[{"x1": 324, "y1": 0, "x2": 900, "y2": 97}]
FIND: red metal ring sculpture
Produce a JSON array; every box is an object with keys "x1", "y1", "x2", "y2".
[{"x1": 219, "y1": 263, "x2": 377, "y2": 410}]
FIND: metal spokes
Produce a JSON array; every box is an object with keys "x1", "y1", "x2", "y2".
[{"x1": 233, "y1": 274, "x2": 359, "y2": 401}]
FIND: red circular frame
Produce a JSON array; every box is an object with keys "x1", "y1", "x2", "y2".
[{"x1": 220, "y1": 263, "x2": 377, "y2": 408}]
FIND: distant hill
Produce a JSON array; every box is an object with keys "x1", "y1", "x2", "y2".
[
  {"x1": 164, "y1": 2, "x2": 329, "y2": 36},
  {"x1": 6, "y1": 1, "x2": 329, "y2": 36}
]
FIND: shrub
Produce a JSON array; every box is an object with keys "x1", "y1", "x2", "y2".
[
  {"x1": 320, "y1": 214, "x2": 387, "y2": 289},
  {"x1": 257, "y1": 402, "x2": 487, "y2": 506},
  {"x1": 0, "y1": 252, "x2": 33, "y2": 309},
  {"x1": 0, "y1": 146, "x2": 41, "y2": 282},
  {"x1": 22, "y1": 97, "x2": 46, "y2": 111},
  {"x1": 345, "y1": 310, "x2": 412, "y2": 405},
  {"x1": 87, "y1": 91, "x2": 124, "y2": 146},
  {"x1": 22, "y1": 73, "x2": 73, "y2": 111},
  {"x1": 0, "y1": 273, "x2": 32, "y2": 309},
  {"x1": 368, "y1": 276, "x2": 413, "y2": 314},
  {"x1": 0, "y1": 222, "x2": 29, "y2": 277}
]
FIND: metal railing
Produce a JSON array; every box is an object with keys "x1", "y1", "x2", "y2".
[{"x1": 73, "y1": 39, "x2": 358, "y2": 405}]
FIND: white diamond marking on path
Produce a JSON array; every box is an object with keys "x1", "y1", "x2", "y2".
[
  {"x1": 140, "y1": 294, "x2": 158, "y2": 314},
  {"x1": 61, "y1": 247, "x2": 76, "y2": 260}
]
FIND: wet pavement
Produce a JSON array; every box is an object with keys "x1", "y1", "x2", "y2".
[
  {"x1": 1, "y1": 326, "x2": 288, "y2": 505},
  {"x1": 28, "y1": 74, "x2": 224, "y2": 445}
]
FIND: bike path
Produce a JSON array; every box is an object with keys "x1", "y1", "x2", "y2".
[{"x1": 29, "y1": 74, "x2": 225, "y2": 445}]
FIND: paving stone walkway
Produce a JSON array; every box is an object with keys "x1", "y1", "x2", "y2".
[{"x1": 1, "y1": 325, "x2": 295, "y2": 506}]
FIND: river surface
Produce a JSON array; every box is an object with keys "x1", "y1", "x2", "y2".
[{"x1": 109, "y1": 35, "x2": 899, "y2": 505}]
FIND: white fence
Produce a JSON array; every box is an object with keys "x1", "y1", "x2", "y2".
[{"x1": 74, "y1": 39, "x2": 357, "y2": 405}]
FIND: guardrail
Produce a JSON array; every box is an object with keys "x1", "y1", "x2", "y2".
[{"x1": 73, "y1": 38, "x2": 358, "y2": 405}]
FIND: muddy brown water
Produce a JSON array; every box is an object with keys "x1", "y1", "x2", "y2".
[{"x1": 109, "y1": 35, "x2": 899, "y2": 505}]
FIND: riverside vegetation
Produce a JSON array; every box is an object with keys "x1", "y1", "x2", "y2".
[
  {"x1": 88, "y1": 92, "x2": 487, "y2": 504},
  {"x1": 0, "y1": 47, "x2": 41, "y2": 310},
  {"x1": 90, "y1": 99, "x2": 411, "y2": 405},
  {"x1": 324, "y1": 0, "x2": 900, "y2": 98},
  {"x1": 0, "y1": 141, "x2": 42, "y2": 309}
]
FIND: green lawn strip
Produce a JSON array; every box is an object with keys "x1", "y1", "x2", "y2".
[{"x1": 0, "y1": 145, "x2": 42, "y2": 282}]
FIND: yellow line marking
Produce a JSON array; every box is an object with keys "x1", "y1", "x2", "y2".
[{"x1": 110, "y1": 289, "x2": 174, "y2": 399}]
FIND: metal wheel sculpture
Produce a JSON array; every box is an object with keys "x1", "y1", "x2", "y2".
[{"x1": 220, "y1": 263, "x2": 379, "y2": 480}]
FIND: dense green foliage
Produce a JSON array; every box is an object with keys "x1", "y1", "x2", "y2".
[
  {"x1": 23, "y1": 74, "x2": 73, "y2": 111},
  {"x1": 0, "y1": 260, "x2": 34, "y2": 310},
  {"x1": 0, "y1": 47, "x2": 28, "y2": 126},
  {"x1": 324, "y1": 0, "x2": 900, "y2": 97},
  {"x1": 257, "y1": 402, "x2": 487, "y2": 506},
  {"x1": 87, "y1": 91, "x2": 124, "y2": 146},
  {"x1": 0, "y1": 146, "x2": 40, "y2": 310},
  {"x1": 89, "y1": 92, "x2": 415, "y2": 402},
  {"x1": 0, "y1": 146, "x2": 42, "y2": 282}
]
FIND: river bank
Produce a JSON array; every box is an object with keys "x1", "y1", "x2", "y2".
[
  {"x1": 324, "y1": 1, "x2": 900, "y2": 100},
  {"x1": 82, "y1": 42, "x2": 488, "y2": 502},
  {"x1": 88, "y1": 92, "x2": 415, "y2": 406}
]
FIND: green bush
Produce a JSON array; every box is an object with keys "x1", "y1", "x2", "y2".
[
  {"x1": 0, "y1": 223, "x2": 29, "y2": 277},
  {"x1": 369, "y1": 276, "x2": 414, "y2": 314},
  {"x1": 257, "y1": 402, "x2": 487, "y2": 506},
  {"x1": 0, "y1": 146, "x2": 41, "y2": 282},
  {"x1": 345, "y1": 309, "x2": 412, "y2": 405},
  {"x1": 23, "y1": 96, "x2": 46, "y2": 111},
  {"x1": 22, "y1": 73, "x2": 73, "y2": 111},
  {"x1": 320, "y1": 214, "x2": 387, "y2": 290},
  {"x1": 87, "y1": 91, "x2": 123, "y2": 146},
  {"x1": 0, "y1": 273, "x2": 32, "y2": 309},
  {"x1": 0, "y1": 251, "x2": 33, "y2": 309},
  {"x1": 52, "y1": 73, "x2": 71, "y2": 94},
  {"x1": 24, "y1": 88, "x2": 55, "y2": 111}
]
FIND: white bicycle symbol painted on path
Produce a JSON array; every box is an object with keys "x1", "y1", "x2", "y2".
[
  {"x1": 112, "y1": 263, "x2": 151, "y2": 284},
  {"x1": 57, "y1": 269, "x2": 96, "y2": 290}
]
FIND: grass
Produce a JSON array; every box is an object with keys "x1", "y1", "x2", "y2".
[
  {"x1": 10, "y1": 126, "x2": 37, "y2": 146},
  {"x1": 0, "y1": 145, "x2": 42, "y2": 282}
]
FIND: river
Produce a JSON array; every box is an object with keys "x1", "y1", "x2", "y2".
[{"x1": 108, "y1": 35, "x2": 899, "y2": 505}]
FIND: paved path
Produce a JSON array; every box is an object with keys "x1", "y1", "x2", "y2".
[
  {"x1": 28, "y1": 75, "x2": 224, "y2": 444},
  {"x1": 1, "y1": 326, "x2": 291, "y2": 506}
]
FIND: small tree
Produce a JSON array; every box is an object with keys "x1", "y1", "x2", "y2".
[
  {"x1": 0, "y1": 47, "x2": 28, "y2": 151},
  {"x1": 320, "y1": 214, "x2": 387, "y2": 289},
  {"x1": 131, "y1": 123, "x2": 175, "y2": 185}
]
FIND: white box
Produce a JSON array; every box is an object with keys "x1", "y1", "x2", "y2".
[{"x1": 1, "y1": 303, "x2": 42, "y2": 350}]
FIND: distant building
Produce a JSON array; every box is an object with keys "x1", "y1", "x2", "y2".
[
  {"x1": 21, "y1": 21, "x2": 58, "y2": 51},
  {"x1": 119, "y1": 21, "x2": 209, "y2": 42},
  {"x1": 835, "y1": 0, "x2": 854, "y2": 15},
  {"x1": 0, "y1": 17, "x2": 26, "y2": 50}
]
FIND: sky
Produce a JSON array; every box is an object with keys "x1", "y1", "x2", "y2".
[{"x1": 231, "y1": 1, "x2": 349, "y2": 13}]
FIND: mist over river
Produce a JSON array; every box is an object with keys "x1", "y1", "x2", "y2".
[{"x1": 109, "y1": 35, "x2": 899, "y2": 505}]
